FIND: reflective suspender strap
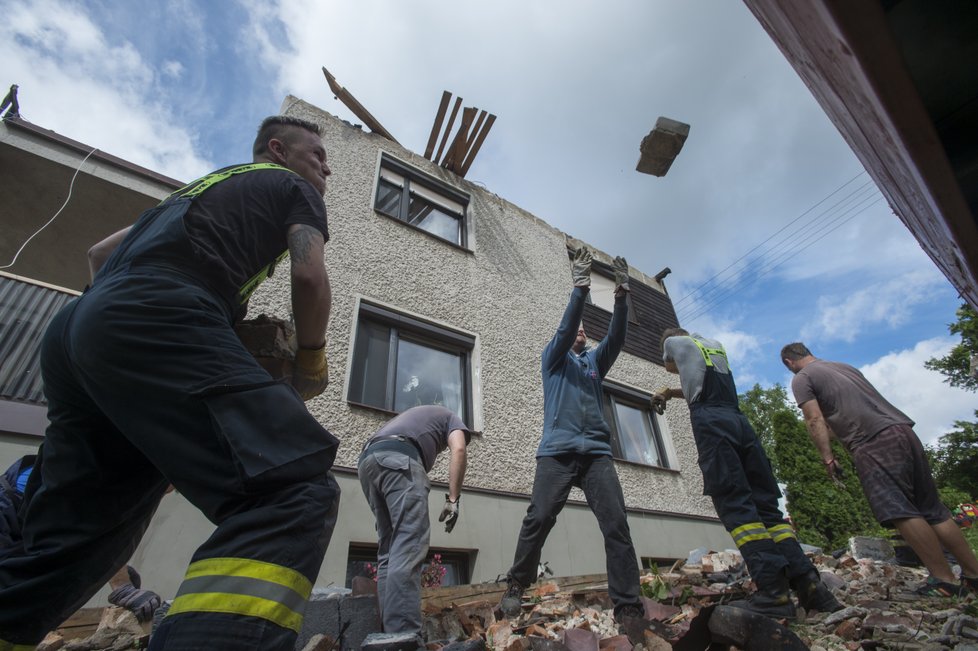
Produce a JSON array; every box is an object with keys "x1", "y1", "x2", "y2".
[
  {"x1": 163, "y1": 163, "x2": 296, "y2": 203},
  {"x1": 238, "y1": 249, "x2": 289, "y2": 305},
  {"x1": 0, "y1": 639, "x2": 36, "y2": 651},
  {"x1": 730, "y1": 521, "x2": 772, "y2": 547},
  {"x1": 167, "y1": 557, "x2": 313, "y2": 633},
  {"x1": 767, "y1": 523, "x2": 797, "y2": 543},
  {"x1": 690, "y1": 338, "x2": 727, "y2": 368}
]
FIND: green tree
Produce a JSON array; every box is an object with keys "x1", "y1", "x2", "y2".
[
  {"x1": 740, "y1": 384, "x2": 880, "y2": 550},
  {"x1": 928, "y1": 413, "x2": 978, "y2": 500},
  {"x1": 924, "y1": 303, "x2": 978, "y2": 392}
]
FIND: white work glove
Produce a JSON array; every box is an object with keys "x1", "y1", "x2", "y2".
[
  {"x1": 571, "y1": 247, "x2": 592, "y2": 287},
  {"x1": 612, "y1": 256, "x2": 630, "y2": 293},
  {"x1": 438, "y1": 494, "x2": 460, "y2": 533}
]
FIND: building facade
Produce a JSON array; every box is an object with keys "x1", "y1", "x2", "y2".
[{"x1": 0, "y1": 99, "x2": 729, "y2": 603}]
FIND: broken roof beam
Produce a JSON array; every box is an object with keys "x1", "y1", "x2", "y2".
[
  {"x1": 459, "y1": 113, "x2": 496, "y2": 178},
  {"x1": 321, "y1": 66, "x2": 400, "y2": 145},
  {"x1": 424, "y1": 91, "x2": 451, "y2": 160},
  {"x1": 433, "y1": 95, "x2": 463, "y2": 165},
  {"x1": 442, "y1": 106, "x2": 477, "y2": 172}
]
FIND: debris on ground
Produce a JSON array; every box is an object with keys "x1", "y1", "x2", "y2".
[{"x1": 48, "y1": 540, "x2": 977, "y2": 650}]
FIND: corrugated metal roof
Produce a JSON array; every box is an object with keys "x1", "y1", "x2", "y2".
[{"x1": 0, "y1": 275, "x2": 76, "y2": 405}]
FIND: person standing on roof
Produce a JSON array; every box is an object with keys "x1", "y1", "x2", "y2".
[
  {"x1": 782, "y1": 342, "x2": 978, "y2": 598},
  {"x1": 358, "y1": 405, "x2": 473, "y2": 641},
  {"x1": 0, "y1": 115, "x2": 339, "y2": 650},
  {"x1": 654, "y1": 329, "x2": 842, "y2": 619},
  {"x1": 499, "y1": 247, "x2": 647, "y2": 640}
]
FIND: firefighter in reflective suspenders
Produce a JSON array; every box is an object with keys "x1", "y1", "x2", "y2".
[
  {"x1": 0, "y1": 116, "x2": 338, "y2": 650},
  {"x1": 654, "y1": 328, "x2": 842, "y2": 620}
]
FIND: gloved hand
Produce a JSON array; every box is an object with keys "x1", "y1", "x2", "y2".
[
  {"x1": 108, "y1": 583, "x2": 162, "y2": 623},
  {"x1": 824, "y1": 458, "x2": 845, "y2": 487},
  {"x1": 651, "y1": 387, "x2": 670, "y2": 415},
  {"x1": 438, "y1": 494, "x2": 460, "y2": 533},
  {"x1": 293, "y1": 342, "x2": 329, "y2": 400},
  {"x1": 571, "y1": 247, "x2": 592, "y2": 287},
  {"x1": 612, "y1": 256, "x2": 630, "y2": 293}
]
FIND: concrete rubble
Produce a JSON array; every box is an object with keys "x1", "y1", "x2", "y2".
[{"x1": 47, "y1": 540, "x2": 976, "y2": 650}]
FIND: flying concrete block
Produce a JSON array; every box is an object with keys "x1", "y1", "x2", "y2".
[{"x1": 636, "y1": 117, "x2": 690, "y2": 177}]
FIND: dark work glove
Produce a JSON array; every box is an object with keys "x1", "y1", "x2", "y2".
[
  {"x1": 571, "y1": 247, "x2": 592, "y2": 287},
  {"x1": 824, "y1": 458, "x2": 846, "y2": 488},
  {"x1": 438, "y1": 494, "x2": 460, "y2": 533},
  {"x1": 108, "y1": 583, "x2": 163, "y2": 623}
]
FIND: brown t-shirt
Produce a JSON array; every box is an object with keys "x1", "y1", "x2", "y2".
[
  {"x1": 367, "y1": 405, "x2": 470, "y2": 472},
  {"x1": 791, "y1": 359, "x2": 913, "y2": 451}
]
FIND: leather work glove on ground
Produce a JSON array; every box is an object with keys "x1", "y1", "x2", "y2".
[
  {"x1": 613, "y1": 256, "x2": 630, "y2": 293},
  {"x1": 571, "y1": 247, "x2": 592, "y2": 287},
  {"x1": 293, "y1": 343, "x2": 329, "y2": 400},
  {"x1": 108, "y1": 583, "x2": 163, "y2": 623},
  {"x1": 439, "y1": 494, "x2": 460, "y2": 533}
]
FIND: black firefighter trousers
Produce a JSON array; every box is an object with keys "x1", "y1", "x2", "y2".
[{"x1": 0, "y1": 269, "x2": 340, "y2": 650}]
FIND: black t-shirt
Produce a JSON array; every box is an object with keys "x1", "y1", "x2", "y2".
[{"x1": 180, "y1": 166, "x2": 328, "y2": 303}]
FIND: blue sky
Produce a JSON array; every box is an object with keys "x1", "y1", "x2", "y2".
[{"x1": 2, "y1": 0, "x2": 973, "y2": 445}]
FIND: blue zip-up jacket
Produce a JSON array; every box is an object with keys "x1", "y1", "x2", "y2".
[{"x1": 537, "y1": 286, "x2": 628, "y2": 457}]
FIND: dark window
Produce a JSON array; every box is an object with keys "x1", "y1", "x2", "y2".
[
  {"x1": 603, "y1": 382, "x2": 670, "y2": 468},
  {"x1": 348, "y1": 302, "x2": 473, "y2": 424},
  {"x1": 344, "y1": 543, "x2": 471, "y2": 588},
  {"x1": 375, "y1": 155, "x2": 469, "y2": 247}
]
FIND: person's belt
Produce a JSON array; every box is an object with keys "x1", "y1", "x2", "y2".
[{"x1": 362, "y1": 435, "x2": 422, "y2": 462}]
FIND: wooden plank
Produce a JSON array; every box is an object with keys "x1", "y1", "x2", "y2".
[
  {"x1": 424, "y1": 91, "x2": 452, "y2": 160},
  {"x1": 56, "y1": 607, "x2": 104, "y2": 640},
  {"x1": 434, "y1": 97, "x2": 463, "y2": 165},
  {"x1": 459, "y1": 113, "x2": 496, "y2": 178},
  {"x1": 421, "y1": 573, "x2": 609, "y2": 610},
  {"x1": 321, "y1": 67, "x2": 400, "y2": 144},
  {"x1": 443, "y1": 107, "x2": 477, "y2": 172}
]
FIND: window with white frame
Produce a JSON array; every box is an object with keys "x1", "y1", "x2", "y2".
[
  {"x1": 348, "y1": 302, "x2": 473, "y2": 424},
  {"x1": 602, "y1": 382, "x2": 670, "y2": 468},
  {"x1": 374, "y1": 155, "x2": 469, "y2": 247}
]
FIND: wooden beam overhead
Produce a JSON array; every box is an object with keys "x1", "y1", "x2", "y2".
[
  {"x1": 321, "y1": 66, "x2": 400, "y2": 144},
  {"x1": 443, "y1": 106, "x2": 477, "y2": 172},
  {"x1": 459, "y1": 113, "x2": 496, "y2": 178},
  {"x1": 434, "y1": 96, "x2": 463, "y2": 165},
  {"x1": 424, "y1": 91, "x2": 451, "y2": 160}
]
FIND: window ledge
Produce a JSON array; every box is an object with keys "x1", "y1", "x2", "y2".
[
  {"x1": 374, "y1": 210, "x2": 474, "y2": 254},
  {"x1": 613, "y1": 457, "x2": 680, "y2": 473}
]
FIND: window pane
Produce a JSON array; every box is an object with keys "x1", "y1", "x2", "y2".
[
  {"x1": 614, "y1": 401, "x2": 662, "y2": 466},
  {"x1": 587, "y1": 273, "x2": 617, "y2": 312},
  {"x1": 375, "y1": 178, "x2": 402, "y2": 218},
  {"x1": 349, "y1": 321, "x2": 392, "y2": 408},
  {"x1": 406, "y1": 193, "x2": 461, "y2": 244},
  {"x1": 394, "y1": 338, "x2": 464, "y2": 420}
]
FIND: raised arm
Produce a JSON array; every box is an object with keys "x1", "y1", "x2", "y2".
[{"x1": 542, "y1": 286, "x2": 589, "y2": 371}]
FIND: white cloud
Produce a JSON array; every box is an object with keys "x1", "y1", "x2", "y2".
[
  {"x1": 0, "y1": 0, "x2": 212, "y2": 179},
  {"x1": 161, "y1": 60, "x2": 184, "y2": 80},
  {"x1": 859, "y1": 337, "x2": 976, "y2": 447},
  {"x1": 801, "y1": 268, "x2": 948, "y2": 343}
]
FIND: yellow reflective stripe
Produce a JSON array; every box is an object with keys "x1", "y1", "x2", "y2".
[
  {"x1": 0, "y1": 640, "x2": 36, "y2": 651},
  {"x1": 164, "y1": 163, "x2": 295, "y2": 203},
  {"x1": 168, "y1": 591, "x2": 304, "y2": 633},
  {"x1": 183, "y1": 557, "x2": 312, "y2": 597},
  {"x1": 768, "y1": 524, "x2": 797, "y2": 543},
  {"x1": 168, "y1": 557, "x2": 312, "y2": 632},
  {"x1": 731, "y1": 522, "x2": 771, "y2": 547},
  {"x1": 690, "y1": 338, "x2": 727, "y2": 368},
  {"x1": 238, "y1": 248, "x2": 289, "y2": 304}
]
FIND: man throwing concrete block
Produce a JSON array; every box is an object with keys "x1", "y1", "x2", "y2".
[
  {"x1": 781, "y1": 342, "x2": 978, "y2": 597},
  {"x1": 654, "y1": 330, "x2": 841, "y2": 619},
  {"x1": 359, "y1": 405, "x2": 472, "y2": 641},
  {"x1": 499, "y1": 247, "x2": 647, "y2": 640}
]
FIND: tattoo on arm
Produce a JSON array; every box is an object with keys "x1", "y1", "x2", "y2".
[{"x1": 288, "y1": 225, "x2": 319, "y2": 265}]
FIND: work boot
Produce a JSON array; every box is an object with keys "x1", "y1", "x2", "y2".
[
  {"x1": 791, "y1": 571, "x2": 843, "y2": 613},
  {"x1": 614, "y1": 603, "x2": 648, "y2": 645},
  {"x1": 498, "y1": 577, "x2": 525, "y2": 618},
  {"x1": 728, "y1": 588, "x2": 797, "y2": 620}
]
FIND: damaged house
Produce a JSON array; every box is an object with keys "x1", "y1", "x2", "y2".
[{"x1": 0, "y1": 96, "x2": 731, "y2": 608}]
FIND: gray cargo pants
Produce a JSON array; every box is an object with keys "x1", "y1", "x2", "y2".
[{"x1": 358, "y1": 449, "x2": 430, "y2": 635}]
